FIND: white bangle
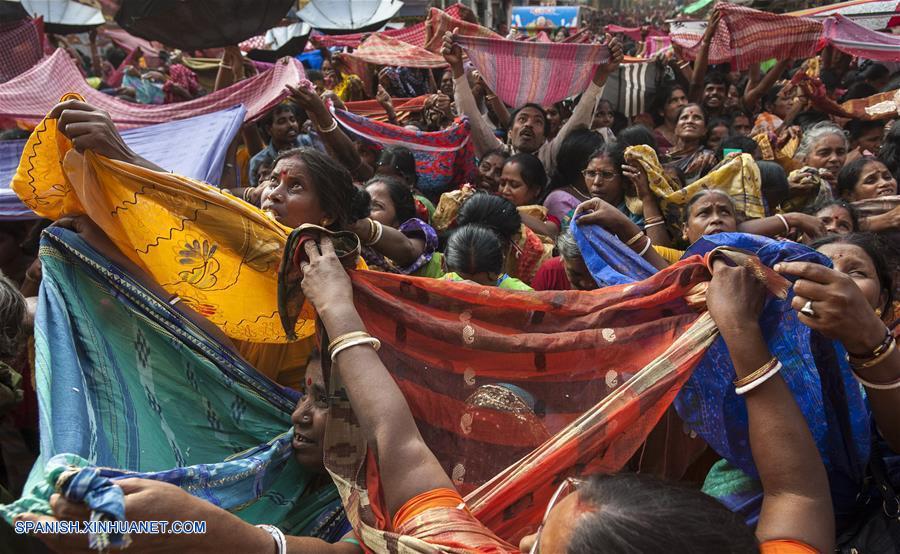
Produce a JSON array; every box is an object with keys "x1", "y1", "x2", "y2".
[
  {"x1": 775, "y1": 213, "x2": 790, "y2": 235},
  {"x1": 168, "y1": 295, "x2": 182, "y2": 306},
  {"x1": 735, "y1": 361, "x2": 783, "y2": 395},
  {"x1": 643, "y1": 221, "x2": 665, "y2": 230},
  {"x1": 331, "y1": 337, "x2": 381, "y2": 362},
  {"x1": 256, "y1": 524, "x2": 286, "y2": 554},
  {"x1": 850, "y1": 368, "x2": 900, "y2": 390},
  {"x1": 317, "y1": 118, "x2": 338, "y2": 133},
  {"x1": 637, "y1": 236, "x2": 653, "y2": 257}
]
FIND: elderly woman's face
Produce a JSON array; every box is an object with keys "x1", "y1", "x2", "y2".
[{"x1": 804, "y1": 134, "x2": 848, "y2": 178}]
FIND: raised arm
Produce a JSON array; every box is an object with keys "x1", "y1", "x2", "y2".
[
  {"x1": 737, "y1": 213, "x2": 825, "y2": 241},
  {"x1": 351, "y1": 217, "x2": 426, "y2": 268},
  {"x1": 743, "y1": 59, "x2": 790, "y2": 112},
  {"x1": 706, "y1": 262, "x2": 834, "y2": 553},
  {"x1": 442, "y1": 29, "x2": 504, "y2": 157},
  {"x1": 688, "y1": 11, "x2": 720, "y2": 103},
  {"x1": 286, "y1": 84, "x2": 374, "y2": 182},
  {"x1": 300, "y1": 238, "x2": 453, "y2": 517}
]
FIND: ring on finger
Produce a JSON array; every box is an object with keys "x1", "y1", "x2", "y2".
[{"x1": 800, "y1": 300, "x2": 816, "y2": 317}]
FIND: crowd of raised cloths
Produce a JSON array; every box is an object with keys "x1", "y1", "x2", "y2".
[{"x1": 2, "y1": 1, "x2": 900, "y2": 552}]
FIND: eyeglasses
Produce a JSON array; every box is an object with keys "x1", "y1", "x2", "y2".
[
  {"x1": 582, "y1": 169, "x2": 618, "y2": 182},
  {"x1": 529, "y1": 477, "x2": 585, "y2": 554}
]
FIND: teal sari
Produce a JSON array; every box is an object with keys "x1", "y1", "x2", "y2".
[{"x1": 1, "y1": 228, "x2": 348, "y2": 541}]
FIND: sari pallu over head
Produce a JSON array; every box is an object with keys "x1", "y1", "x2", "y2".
[{"x1": 0, "y1": 228, "x2": 348, "y2": 542}]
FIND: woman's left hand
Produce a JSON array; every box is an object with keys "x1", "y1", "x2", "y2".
[
  {"x1": 775, "y1": 261, "x2": 886, "y2": 354},
  {"x1": 622, "y1": 163, "x2": 652, "y2": 199},
  {"x1": 706, "y1": 260, "x2": 767, "y2": 332},
  {"x1": 300, "y1": 237, "x2": 355, "y2": 318},
  {"x1": 685, "y1": 151, "x2": 716, "y2": 175},
  {"x1": 573, "y1": 197, "x2": 636, "y2": 237}
]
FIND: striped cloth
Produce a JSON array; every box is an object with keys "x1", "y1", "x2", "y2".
[
  {"x1": 600, "y1": 61, "x2": 660, "y2": 117},
  {"x1": 0, "y1": 49, "x2": 304, "y2": 128},
  {"x1": 423, "y1": 6, "x2": 501, "y2": 52},
  {"x1": 0, "y1": 18, "x2": 43, "y2": 84},
  {"x1": 455, "y1": 35, "x2": 609, "y2": 108},
  {"x1": 344, "y1": 33, "x2": 448, "y2": 69},
  {"x1": 672, "y1": 2, "x2": 823, "y2": 70},
  {"x1": 822, "y1": 13, "x2": 900, "y2": 62}
]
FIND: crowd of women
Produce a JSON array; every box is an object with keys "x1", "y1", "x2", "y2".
[{"x1": 2, "y1": 2, "x2": 900, "y2": 553}]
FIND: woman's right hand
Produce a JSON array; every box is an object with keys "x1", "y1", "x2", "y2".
[
  {"x1": 787, "y1": 167, "x2": 821, "y2": 197},
  {"x1": 48, "y1": 100, "x2": 137, "y2": 163},
  {"x1": 441, "y1": 28, "x2": 464, "y2": 77},
  {"x1": 300, "y1": 237, "x2": 355, "y2": 318},
  {"x1": 573, "y1": 197, "x2": 636, "y2": 237},
  {"x1": 706, "y1": 260, "x2": 767, "y2": 333},
  {"x1": 286, "y1": 83, "x2": 329, "y2": 119}
]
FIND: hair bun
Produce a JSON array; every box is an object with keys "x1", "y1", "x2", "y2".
[{"x1": 349, "y1": 187, "x2": 372, "y2": 223}]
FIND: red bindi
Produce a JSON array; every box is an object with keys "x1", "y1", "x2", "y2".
[{"x1": 307, "y1": 377, "x2": 313, "y2": 388}]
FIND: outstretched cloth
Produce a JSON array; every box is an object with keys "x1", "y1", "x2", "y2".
[
  {"x1": 672, "y1": 2, "x2": 823, "y2": 70},
  {"x1": 10, "y1": 99, "x2": 306, "y2": 344},
  {"x1": 343, "y1": 95, "x2": 428, "y2": 122},
  {"x1": 423, "y1": 7, "x2": 502, "y2": 53},
  {"x1": 0, "y1": 228, "x2": 347, "y2": 543},
  {"x1": 344, "y1": 33, "x2": 448, "y2": 70},
  {"x1": 314, "y1": 3, "x2": 466, "y2": 48},
  {"x1": 0, "y1": 18, "x2": 44, "y2": 84},
  {"x1": 319, "y1": 256, "x2": 726, "y2": 547},
  {"x1": 455, "y1": 36, "x2": 609, "y2": 108},
  {"x1": 790, "y1": 0, "x2": 900, "y2": 31},
  {"x1": 566, "y1": 223, "x2": 871, "y2": 520},
  {"x1": 331, "y1": 108, "x2": 475, "y2": 201},
  {"x1": 0, "y1": 49, "x2": 305, "y2": 128},
  {"x1": 822, "y1": 14, "x2": 900, "y2": 62}
]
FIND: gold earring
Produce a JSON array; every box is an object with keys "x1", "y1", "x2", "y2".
[
  {"x1": 321, "y1": 218, "x2": 332, "y2": 227},
  {"x1": 876, "y1": 307, "x2": 883, "y2": 318}
]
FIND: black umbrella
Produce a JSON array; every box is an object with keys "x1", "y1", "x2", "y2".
[
  {"x1": 247, "y1": 22, "x2": 310, "y2": 63},
  {"x1": 115, "y1": 0, "x2": 294, "y2": 51},
  {"x1": 0, "y1": 0, "x2": 29, "y2": 22}
]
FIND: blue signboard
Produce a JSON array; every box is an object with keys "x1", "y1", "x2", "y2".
[{"x1": 510, "y1": 6, "x2": 581, "y2": 31}]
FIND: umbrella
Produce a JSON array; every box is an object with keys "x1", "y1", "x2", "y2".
[
  {"x1": 115, "y1": 0, "x2": 294, "y2": 51},
  {"x1": 247, "y1": 22, "x2": 311, "y2": 63},
  {"x1": 299, "y1": 0, "x2": 404, "y2": 34},
  {"x1": 13, "y1": 0, "x2": 103, "y2": 34}
]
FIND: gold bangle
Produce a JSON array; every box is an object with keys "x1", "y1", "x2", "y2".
[
  {"x1": 328, "y1": 331, "x2": 372, "y2": 353},
  {"x1": 625, "y1": 231, "x2": 645, "y2": 247},
  {"x1": 733, "y1": 357, "x2": 779, "y2": 388},
  {"x1": 851, "y1": 338, "x2": 896, "y2": 370}
]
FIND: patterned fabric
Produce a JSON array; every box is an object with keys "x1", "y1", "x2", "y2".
[
  {"x1": 317, "y1": 255, "x2": 725, "y2": 547},
  {"x1": 343, "y1": 95, "x2": 428, "y2": 123},
  {"x1": 0, "y1": 228, "x2": 349, "y2": 542},
  {"x1": 0, "y1": 49, "x2": 304, "y2": 129},
  {"x1": 506, "y1": 223, "x2": 554, "y2": 286},
  {"x1": 791, "y1": 71, "x2": 900, "y2": 121},
  {"x1": 11, "y1": 100, "x2": 306, "y2": 344},
  {"x1": 572, "y1": 221, "x2": 656, "y2": 288},
  {"x1": 331, "y1": 108, "x2": 476, "y2": 201},
  {"x1": 163, "y1": 63, "x2": 200, "y2": 103},
  {"x1": 627, "y1": 146, "x2": 766, "y2": 226},
  {"x1": 0, "y1": 18, "x2": 43, "y2": 84},
  {"x1": 362, "y1": 218, "x2": 438, "y2": 275},
  {"x1": 423, "y1": 7, "x2": 502, "y2": 53},
  {"x1": 455, "y1": 36, "x2": 609, "y2": 108},
  {"x1": 644, "y1": 35, "x2": 672, "y2": 57},
  {"x1": 822, "y1": 14, "x2": 900, "y2": 62},
  {"x1": 599, "y1": 61, "x2": 660, "y2": 118},
  {"x1": 671, "y1": 3, "x2": 823, "y2": 70},
  {"x1": 345, "y1": 33, "x2": 448, "y2": 69}
]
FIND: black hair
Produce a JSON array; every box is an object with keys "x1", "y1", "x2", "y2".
[
  {"x1": 567, "y1": 473, "x2": 758, "y2": 554},
  {"x1": 675, "y1": 103, "x2": 707, "y2": 126},
  {"x1": 862, "y1": 62, "x2": 890, "y2": 83},
  {"x1": 445, "y1": 224, "x2": 505, "y2": 276},
  {"x1": 810, "y1": 233, "x2": 894, "y2": 315},
  {"x1": 807, "y1": 198, "x2": 860, "y2": 232},
  {"x1": 273, "y1": 147, "x2": 370, "y2": 229},
  {"x1": 845, "y1": 119, "x2": 885, "y2": 142},
  {"x1": 763, "y1": 83, "x2": 785, "y2": 112},
  {"x1": 589, "y1": 142, "x2": 623, "y2": 175},
  {"x1": 718, "y1": 135, "x2": 759, "y2": 159},
  {"x1": 881, "y1": 121, "x2": 900, "y2": 181},
  {"x1": 794, "y1": 110, "x2": 830, "y2": 131},
  {"x1": 307, "y1": 69, "x2": 324, "y2": 82},
  {"x1": 649, "y1": 83, "x2": 686, "y2": 125},
  {"x1": 548, "y1": 128, "x2": 605, "y2": 191},
  {"x1": 365, "y1": 174, "x2": 417, "y2": 225},
  {"x1": 703, "y1": 71, "x2": 728, "y2": 87},
  {"x1": 509, "y1": 103, "x2": 550, "y2": 137},
  {"x1": 837, "y1": 156, "x2": 886, "y2": 199},
  {"x1": 504, "y1": 153, "x2": 547, "y2": 195},
  {"x1": 104, "y1": 46, "x2": 126, "y2": 69},
  {"x1": 376, "y1": 145, "x2": 418, "y2": 188},
  {"x1": 616, "y1": 125, "x2": 658, "y2": 152},
  {"x1": 756, "y1": 161, "x2": 789, "y2": 213},
  {"x1": 840, "y1": 82, "x2": 877, "y2": 103},
  {"x1": 685, "y1": 188, "x2": 735, "y2": 221},
  {"x1": 456, "y1": 194, "x2": 522, "y2": 242},
  {"x1": 260, "y1": 103, "x2": 300, "y2": 138},
  {"x1": 611, "y1": 110, "x2": 629, "y2": 135},
  {"x1": 481, "y1": 148, "x2": 510, "y2": 165}
]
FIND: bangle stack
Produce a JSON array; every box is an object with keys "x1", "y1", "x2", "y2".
[
  {"x1": 328, "y1": 330, "x2": 381, "y2": 362},
  {"x1": 848, "y1": 329, "x2": 900, "y2": 389},
  {"x1": 242, "y1": 187, "x2": 253, "y2": 203},
  {"x1": 364, "y1": 218, "x2": 383, "y2": 245},
  {"x1": 734, "y1": 357, "x2": 783, "y2": 395},
  {"x1": 643, "y1": 216, "x2": 664, "y2": 231},
  {"x1": 625, "y1": 231, "x2": 645, "y2": 247}
]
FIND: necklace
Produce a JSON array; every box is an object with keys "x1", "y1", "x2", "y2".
[{"x1": 568, "y1": 185, "x2": 591, "y2": 201}]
